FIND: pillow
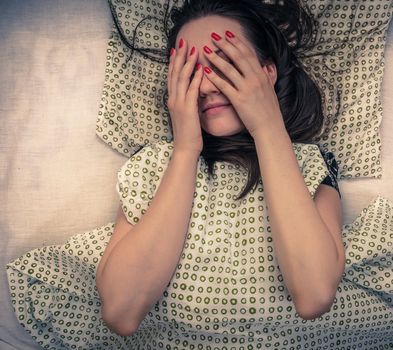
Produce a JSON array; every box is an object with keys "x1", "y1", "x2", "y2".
[
  {"x1": 96, "y1": 0, "x2": 392, "y2": 179},
  {"x1": 96, "y1": 0, "x2": 173, "y2": 156},
  {"x1": 303, "y1": 0, "x2": 392, "y2": 179}
]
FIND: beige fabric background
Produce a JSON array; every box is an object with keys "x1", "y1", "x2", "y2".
[{"x1": 0, "y1": 1, "x2": 392, "y2": 349}]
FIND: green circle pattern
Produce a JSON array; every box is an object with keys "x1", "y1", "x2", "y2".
[
  {"x1": 95, "y1": 0, "x2": 392, "y2": 180},
  {"x1": 6, "y1": 140, "x2": 393, "y2": 349}
]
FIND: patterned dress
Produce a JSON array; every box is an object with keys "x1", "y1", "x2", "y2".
[{"x1": 6, "y1": 140, "x2": 393, "y2": 350}]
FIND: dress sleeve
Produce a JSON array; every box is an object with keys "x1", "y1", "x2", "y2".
[
  {"x1": 293, "y1": 143, "x2": 331, "y2": 199},
  {"x1": 319, "y1": 150, "x2": 342, "y2": 198},
  {"x1": 116, "y1": 140, "x2": 174, "y2": 224}
]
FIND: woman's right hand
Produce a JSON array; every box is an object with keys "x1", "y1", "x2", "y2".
[{"x1": 167, "y1": 38, "x2": 204, "y2": 155}]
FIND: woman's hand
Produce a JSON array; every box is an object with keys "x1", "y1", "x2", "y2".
[
  {"x1": 201, "y1": 31, "x2": 284, "y2": 138},
  {"x1": 167, "y1": 38, "x2": 204, "y2": 155}
]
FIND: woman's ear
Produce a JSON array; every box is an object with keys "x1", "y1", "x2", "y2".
[{"x1": 264, "y1": 63, "x2": 277, "y2": 86}]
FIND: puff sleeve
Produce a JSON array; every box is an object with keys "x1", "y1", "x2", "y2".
[
  {"x1": 293, "y1": 143, "x2": 331, "y2": 199},
  {"x1": 116, "y1": 140, "x2": 175, "y2": 224},
  {"x1": 320, "y1": 150, "x2": 341, "y2": 198}
]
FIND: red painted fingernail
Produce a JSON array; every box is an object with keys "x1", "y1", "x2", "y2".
[
  {"x1": 190, "y1": 46, "x2": 196, "y2": 55},
  {"x1": 170, "y1": 48, "x2": 175, "y2": 56},
  {"x1": 179, "y1": 38, "x2": 184, "y2": 48},
  {"x1": 211, "y1": 32, "x2": 222, "y2": 41},
  {"x1": 196, "y1": 63, "x2": 202, "y2": 70},
  {"x1": 204, "y1": 66, "x2": 212, "y2": 74},
  {"x1": 203, "y1": 46, "x2": 212, "y2": 54},
  {"x1": 225, "y1": 30, "x2": 235, "y2": 38}
]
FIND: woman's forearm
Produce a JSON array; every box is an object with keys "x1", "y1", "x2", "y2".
[
  {"x1": 252, "y1": 120, "x2": 343, "y2": 316},
  {"x1": 97, "y1": 149, "x2": 199, "y2": 333}
]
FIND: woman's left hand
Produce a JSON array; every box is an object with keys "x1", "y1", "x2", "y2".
[{"x1": 202, "y1": 30, "x2": 284, "y2": 138}]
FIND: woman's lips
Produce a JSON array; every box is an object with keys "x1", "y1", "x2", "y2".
[{"x1": 203, "y1": 104, "x2": 231, "y2": 116}]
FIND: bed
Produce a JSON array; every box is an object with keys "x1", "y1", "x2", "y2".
[{"x1": 1, "y1": 0, "x2": 393, "y2": 349}]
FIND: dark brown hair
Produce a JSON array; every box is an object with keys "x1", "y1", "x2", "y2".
[{"x1": 110, "y1": 0, "x2": 326, "y2": 201}]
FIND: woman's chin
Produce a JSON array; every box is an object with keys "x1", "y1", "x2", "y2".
[{"x1": 202, "y1": 126, "x2": 247, "y2": 137}]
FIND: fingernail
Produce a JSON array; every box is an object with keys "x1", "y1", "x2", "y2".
[
  {"x1": 196, "y1": 63, "x2": 202, "y2": 70},
  {"x1": 190, "y1": 46, "x2": 196, "y2": 56},
  {"x1": 203, "y1": 46, "x2": 212, "y2": 54},
  {"x1": 211, "y1": 32, "x2": 222, "y2": 41},
  {"x1": 225, "y1": 30, "x2": 235, "y2": 38},
  {"x1": 179, "y1": 38, "x2": 184, "y2": 48},
  {"x1": 204, "y1": 66, "x2": 212, "y2": 74},
  {"x1": 170, "y1": 48, "x2": 175, "y2": 56}
]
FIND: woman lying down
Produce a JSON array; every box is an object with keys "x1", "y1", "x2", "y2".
[{"x1": 6, "y1": 0, "x2": 393, "y2": 349}]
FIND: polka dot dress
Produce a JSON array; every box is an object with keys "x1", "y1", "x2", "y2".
[
  {"x1": 6, "y1": 140, "x2": 393, "y2": 349},
  {"x1": 96, "y1": 0, "x2": 392, "y2": 179}
]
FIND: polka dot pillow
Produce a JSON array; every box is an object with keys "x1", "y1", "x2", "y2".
[
  {"x1": 96, "y1": 0, "x2": 392, "y2": 180},
  {"x1": 303, "y1": 0, "x2": 391, "y2": 179}
]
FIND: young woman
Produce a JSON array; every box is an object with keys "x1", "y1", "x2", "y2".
[
  {"x1": 96, "y1": 0, "x2": 346, "y2": 342},
  {"x1": 7, "y1": 0, "x2": 392, "y2": 349}
]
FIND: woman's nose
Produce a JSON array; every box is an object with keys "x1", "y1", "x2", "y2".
[{"x1": 198, "y1": 70, "x2": 220, "y2": 97}]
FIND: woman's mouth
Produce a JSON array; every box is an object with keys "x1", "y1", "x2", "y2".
[{"x1": 203, "y1": 104, "x2": 231, "y2": 116}]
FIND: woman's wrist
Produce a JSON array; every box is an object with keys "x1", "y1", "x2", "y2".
[
  {"x1": 250, "y1": 118, "x2": 287, "y2": 142},
  {"x1": 172, "y1": 148, "x2": 201, "y2": 162}
]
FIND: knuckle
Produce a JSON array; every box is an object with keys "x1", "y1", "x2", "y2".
[
  {"x1": 178, "y1": 71, "x2": 186, "y2": 80},
  {"x1": 231, "y1": 51, "x2": 241, "y2": 62},
  {"x1": 221, "y1": 64, "x2": 230, "y2": 74},
  {"x1": 179, "y1": 68, "x2": 191, "y2": 80},
  {"x1": 167, "y1": 99, "x2": 174, "y2": 110},
  {"x1": 187, "y1": 85, "x2": 197, "y2": 93},
  {"x1": 243, "y1": 48, "x2": 252, "y2": 58}
]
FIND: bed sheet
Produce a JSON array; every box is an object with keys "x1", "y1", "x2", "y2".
[
  {"x1": 0, "y1": 1, "x2": 392, "y2": 349},
  {"x1": 0, "y1": 1, "x2": 116, "y2": 349}
]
